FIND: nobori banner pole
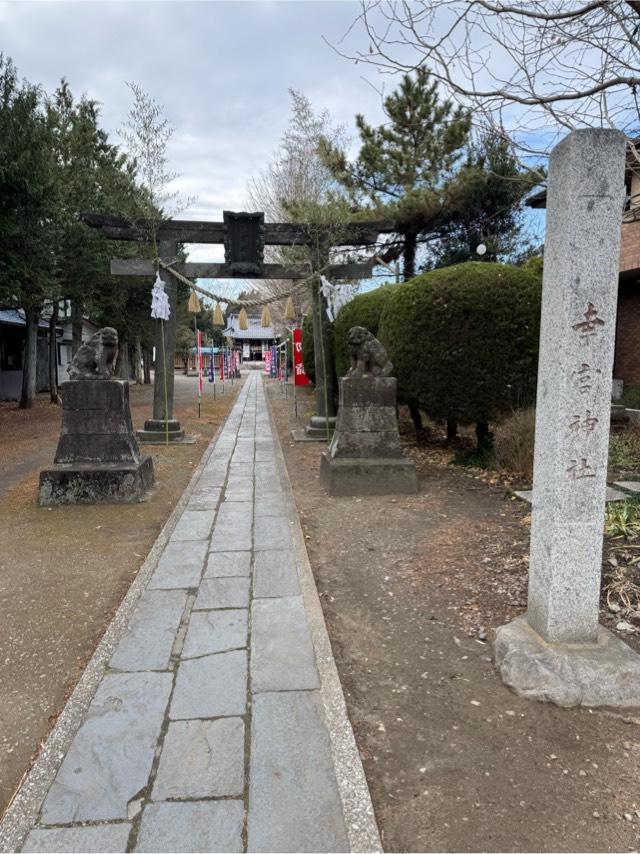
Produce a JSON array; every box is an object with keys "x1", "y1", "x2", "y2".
[{"x1": 495, "y1": 129, "x2": 640, "y2": 708}]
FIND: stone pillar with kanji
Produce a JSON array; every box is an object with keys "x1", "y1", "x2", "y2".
[{"x1": 495, "y1": 128, "x2": 640, "y2": 707}]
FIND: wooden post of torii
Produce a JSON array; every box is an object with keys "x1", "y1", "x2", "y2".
[
  {"x1": 84, "y1": 212, "x2": 394, "y2": 442},
  {"x1": 143, "y1": 237, "x2": 182, "y2": 441}
]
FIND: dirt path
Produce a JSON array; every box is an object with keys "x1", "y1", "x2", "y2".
[
  {"x1": 0, "y1": 374, "x2": 242, "y2": 816},
  {"x1": 269, "y1": 382, "x2": 640, "y2": 853}
]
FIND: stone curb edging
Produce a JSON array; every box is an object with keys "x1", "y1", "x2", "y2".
[
  {"x1": 0, "y1": 408, "x2": 235, "y2": 854},
  {"x1": 264, "y1": 384, "x2": 383, "y2": 854}
]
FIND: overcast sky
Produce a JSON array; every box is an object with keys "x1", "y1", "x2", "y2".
[{"x1": 1, "y1": 0, "x2": 393, "y2": 272}]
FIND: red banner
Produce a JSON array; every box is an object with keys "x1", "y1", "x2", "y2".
[{"x1": 293, "y1": 327, "x2": 311, "y2": 386}]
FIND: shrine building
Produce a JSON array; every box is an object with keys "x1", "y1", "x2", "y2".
[{"x1": 223, "y1": 312, "x2": 277, "y2": 361}]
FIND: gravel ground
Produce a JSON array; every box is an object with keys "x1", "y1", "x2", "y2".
[{"x1": 269, "y1": 381, "x2": 640, "y2": 854}]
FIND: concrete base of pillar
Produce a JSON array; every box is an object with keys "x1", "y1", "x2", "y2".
[
  {"x1": 303, "y1": 415, "x2": 336, "y2": 440},
  {"x1": 136, "y1": 418, "x2": 192, "y2": 444},
  {"x1": 39, "y1": 457, "x2": 154, "y2": 506},
  {"x1": 320, "y1": 454, "x2": 418, "y2": 496},
  {"x1": 291, "y1": 429, "x2": 330, "y2": 443},
  {"x1": 495, "y1": 614, "x2": 640, "y2": 708}
]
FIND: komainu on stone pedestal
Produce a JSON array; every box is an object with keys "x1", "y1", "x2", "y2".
[
  {"x1": 320, "y1": 329, "x2": 418, "y2": 496},
  {"x1": 39, "y1": 328, "x2": 154, "y2": 505},
  {"x1": 67, "y1": 326, "x2": 119, "y2": 380},
  {"x1": 346, "y1": 326, "x2": 394, "y2": 378}
]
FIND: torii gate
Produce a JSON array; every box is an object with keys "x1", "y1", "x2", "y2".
[{"x1": 85, "y1": 212, "x2": 395, "y2": 442}]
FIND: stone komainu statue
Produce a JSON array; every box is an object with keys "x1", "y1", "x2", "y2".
[
  {"x1": 347, "y1": 326, "x2": 394, "y2": 378},
  {"x1": 68, "y1": 327, "x2": 119, "y2": 380}
]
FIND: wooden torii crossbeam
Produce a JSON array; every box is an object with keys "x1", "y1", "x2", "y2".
[
  {"x1": 83, "y1": 212, "x2": 395, "y2": 248},
  {"x1": 84, "y1": 211, "x2": 395, "y2": 442},
  {"x1": 110, "y1": 258, "x2": 375, "y2": 281}
]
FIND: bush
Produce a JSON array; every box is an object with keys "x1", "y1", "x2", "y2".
[
  {"x1": 301, "y1": 313, "x2": 315, "y2": 383},
  {"x1": 334, "y1": 285, "x2": 395, "y2": 377},
  {"x1": 493, "y1": 407, "x2": 536, "y2": 480},
  {"x1": 378, "y1": 261, "x2": 541, "y2": 429},
  {"x1": 619, "y1": 385, "x2": 640, "y2": 410}
]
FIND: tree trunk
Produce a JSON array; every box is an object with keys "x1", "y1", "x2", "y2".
[
  {"x1": 143, "y1": 348, "x2": 152, "y2": 384},
  {"x1": 310, "y1": 270, "x2": 337, "y2": 421},
  {"x1": 19, "y1": 307, "x2": 40, "y2": 409},
  {"x1": 446, "y1": 417, "x2": 458, "y2": 442},
  {"x1": 133, "y1": 337, "x2": 144, "y2": 384},
  {"x1": 49, "y1": 302, "x2": 61, "y2": 404},
  {"x1": 71, "y1": 299, "x2": 83, "y2": 355},
  {"x1": 407, "y1": 398, "x2": 423, "y2": 431},
  {"x1": 403, "y1": 231, "x2": 418, "y2": 281},
  {"x1": 475, "y1": 420, "x2": 492, "y2": 452},
  {"x1": 116, "y1": 335, "x2": 130, "y2": 380}
]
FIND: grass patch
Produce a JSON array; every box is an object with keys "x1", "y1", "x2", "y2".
[
  {"x1": 608, "y1": 431, "x2": 640, "y2": 471},
  {"x1": 604, "y1": 499, "x2": 640, "y2": 539},
  {"x1": 451, "y1": 445, "x2": 493, "y2": 469},
  {"x1": 492, "y1": 407, "x2": 535, "y2": 480}
]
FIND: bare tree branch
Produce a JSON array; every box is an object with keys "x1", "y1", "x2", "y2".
[{"x1": 329, "y1": 1, "x2": 640, "y2": 155}]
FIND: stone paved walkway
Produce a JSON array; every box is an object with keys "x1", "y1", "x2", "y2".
[{"x1": 12, "y1": 373, "x2": 377, "y2": 853}]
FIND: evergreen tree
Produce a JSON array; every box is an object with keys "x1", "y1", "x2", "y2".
[
  {"x1": 0, "y1": 56, "x2": 58, "y2": 408},
  {"x1": 320, "y1": 67, "x2": 470, "y2": 280},
  {"x1": 47, "y1": 80, "x2": 155, "y2": 383},
  {"x1": 431, "y1": 135, "x2": 541, "y2": 267}
]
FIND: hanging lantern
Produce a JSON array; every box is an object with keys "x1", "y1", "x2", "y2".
[
  {"x1": 238, "y1": 307, "x2": 249, "y2": 330},
  {"x1": 213, "y1": 302, "x2": 224, "y2": 326},
  {"x1": 261, "y1": 305, "x2": 272, "y2": 328},
  {"x1": 283, "y1": 295, "x2": 295, "y2": 321},
  {"x1": 188, "y1": 290, "x2": 201, "y2": 313}
]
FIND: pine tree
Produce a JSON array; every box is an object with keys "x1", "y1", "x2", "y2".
[
  {"x1": 320, "y1": 67, "x2": 470, "y2": 280},
  {"x1": 431, "y1": 135, "x2": 541, "y2": 267}
]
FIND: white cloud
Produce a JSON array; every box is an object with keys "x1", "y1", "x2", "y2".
[{"x1": 1, "y1": 0, "x2": 389, "y2": 270}]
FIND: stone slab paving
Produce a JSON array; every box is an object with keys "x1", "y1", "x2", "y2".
[
  {"x1": 514, "y1": 486, "x2": 628, "y2": 504},
  {"x1": 614, "y1": 480, "x2": 640, "y2": 494},
  {"x1": 15, "y1": 373, "x2": 376, "y2": 853}
]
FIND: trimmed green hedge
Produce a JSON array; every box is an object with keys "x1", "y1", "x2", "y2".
[
  {"x1": 334, "y1": 285, "x2": 395, "y2": 377},
  {"x1": 377, "y1": 261, "x2": 541, "y2": 426},
  {"x1": 301, "y1": 313, "x2": 315, "y2": 383}
]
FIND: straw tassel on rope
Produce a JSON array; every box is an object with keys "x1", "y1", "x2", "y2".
[
  {"x1": 188, "y1": 290, "x2": 201, "y2": 313},
  {"x1": 213, "y1": 302, "x2": 224, "y2": 326},
  {"x1": 284, "y1": 295, "x2": 295, "y2": 321},
  {"x1": 238, "y1": 307, "x2": 249, "y2": 330},
  {"x1": 261, "y1": 305, "x2": 272, "y2": 328}
]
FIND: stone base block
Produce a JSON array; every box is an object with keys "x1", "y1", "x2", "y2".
[
  {"x1": 495, "y1": 614, "x2": 640, "y2": 708},
  {"x1": 136, "y1": 429, "x2": 191, "y2": 444},
  {"x1": 137, "y1": 419, "x2": 187, "y2": 444},
  {"x1": 308, "y1": 415, "x2": 337, "y2": 430},
  {"x1": 304, "y1": 416, "x2": 336, "y2": 441},
  {"x1": 291, "y1": 429, "x2": 330, "y2": 443},
  {"x1": 38, "y1": 457, "x2": 154, "y2": 506},
  {"x1": 320, "y1": 453, "x2": 418, "y2": 496}
]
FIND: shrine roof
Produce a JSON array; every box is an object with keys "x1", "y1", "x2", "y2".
[
  {"x1": 224, "y1": 314, "x2": 275, "y2": 339},
  {"x1": 0, "y1": 309, "x2": 50, "y2": 329}
]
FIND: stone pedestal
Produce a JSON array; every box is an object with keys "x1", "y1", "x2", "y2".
[
  {"x1": 39, "y1": 380, "x2": 154, "y2": 505},
  {"x1": 320, "y1": 376, "x2": 418, "y2": 496},
  {"x1": 136, "y1": 418, "x2": 186, "y2": 444},
  {"x1": 495, "y1": 129, "x2": 640, "y2": 707}
]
